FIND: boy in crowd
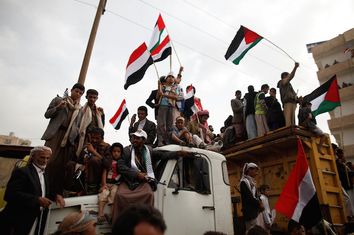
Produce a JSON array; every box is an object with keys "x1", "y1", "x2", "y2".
[
  {"x1": 97, "y1": 142, "x2": 123, "y2": 224},
  {"x1": 171, "y1": 116, "x2": 194, "y2": 147}
]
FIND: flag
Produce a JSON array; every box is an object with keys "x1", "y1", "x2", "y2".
[
  {"x1": 303, "y1": 75, "x2": 341, "y2": 117},
  {"x1": 275, "y1": 139, "x2": 322, "y2": 229},
  {"x1": 124, "y1": 42, "x2": 153, "y2": 90},
  {"x1": 148, "y1": 14, "x2": 172, "y2": 62},
  {"x1": 225, "y1": 25, "x2": 263, "y2": 65},
  {"x1": 183, "y1": 85, "x2": 196, "y2": 118},
  {"x1": 109, "y1": 99, "x2": 129, "y2": 130}
]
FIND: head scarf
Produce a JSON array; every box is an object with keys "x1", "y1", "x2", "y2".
[
  {"x1": 55, "y1": 210, "x2": 95, "y2": 234},
  {"x1": 240, "y1": 162, "x2": 259, "y2": 197}
]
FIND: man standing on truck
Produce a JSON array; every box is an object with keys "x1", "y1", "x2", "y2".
[
  {"x1": 277, "y1": 62, "x2": 300, "y2": 126},
  {"x1": 129, "y1": 106, "x2": 157, "y2": 146},
  {"x1": 41, "y1": 83, "x2": 85, "y2": 195},
  {"x1": 75, "y1": 89, "x2": 105, "y2": 157},
  {"x1": 0, "y1": 146, "x2": 65, "y2": 235},
  {"x1": 231, "y1": 90, "x2": 246, "y2": 141}
]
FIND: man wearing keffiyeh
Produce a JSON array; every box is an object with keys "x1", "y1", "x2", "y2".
[
  {"x1": 113, "y1": 129, "x2": 193, "y2": 222},
  {"x1": 240, "y1": 162, "x2": 262, "y2": 233}
]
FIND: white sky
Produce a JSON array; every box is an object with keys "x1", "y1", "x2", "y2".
[{"x1": 0, "y1": 0, "x2": 353, "y2": 146}]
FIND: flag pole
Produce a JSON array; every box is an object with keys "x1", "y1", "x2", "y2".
[
  {"x1": 165, "y1": 27, "x2": 182, "y2": 67},
  {"x1": 152, "y1": 62, "x2": 160, "y2": 79},
  {"x1": 170, "y1": 54, "x2": 172, "y2": 72},
  {"x1": 263, "y1": 37, "x2": 296, "y2": 62}
]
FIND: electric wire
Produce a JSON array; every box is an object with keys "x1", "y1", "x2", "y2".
[{"x1": 72, "y1": 0, "x2": 318, "y2": 86}]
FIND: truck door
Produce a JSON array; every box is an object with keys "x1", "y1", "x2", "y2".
[{"x1": 162, "y1": 155, "x2": 215, "y2": 235}]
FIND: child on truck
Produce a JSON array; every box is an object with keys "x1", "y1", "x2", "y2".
[
  {"x1": 97, "y1": 142, "x2": 123, "y2": 224},
  {"x1": 257, "y1": 184, "x2": 274, "y2": 234}
]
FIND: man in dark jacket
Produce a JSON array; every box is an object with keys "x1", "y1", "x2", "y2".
[
  {"x1": 0, "y1": 146, "x2": 65, "y2": 235},
  {"x1": 129, "y1": 106, "x2": 157, "y2": 146},
  {"x1": 265, "y1": 87, "x2": 285, "y2": 131},
  {"x1": 243, "y1": 85, "x2": 257, "y2": 139}
]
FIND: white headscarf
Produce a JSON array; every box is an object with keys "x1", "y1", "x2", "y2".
[{"x1": 240, "y1": 162, "x2": 259, "y2": 197}]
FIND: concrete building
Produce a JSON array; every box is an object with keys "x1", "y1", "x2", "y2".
[
  {"x1": 0, "y1": 132, "x2": 31, "y2": 146},
  {"x1": 311, "y1": 28, "x2": 354, "y2": 161}
]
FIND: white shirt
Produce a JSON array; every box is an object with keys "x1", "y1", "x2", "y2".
[
  {"x1": 33, "y1": 164, "x2": 46, "y2": 197},
  {"x1": 138, "y1": 119, "x2": 146, "y2": 130}
]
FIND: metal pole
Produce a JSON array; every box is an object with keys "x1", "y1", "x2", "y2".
[{"x1": 77, "y1": 0, "x2": 107, "y2": 85}]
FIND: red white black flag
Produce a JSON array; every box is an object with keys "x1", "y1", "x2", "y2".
[
  {"x1": 109, "y1": 99, "x2": 129, "y2": 130},
  {"x1": 275, "y1": 138, "x2": 322, "y2": 229}
]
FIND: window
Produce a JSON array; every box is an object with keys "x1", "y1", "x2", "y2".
[{"x1": 168, "y1": 156, "x2": 211, "y2": 195}]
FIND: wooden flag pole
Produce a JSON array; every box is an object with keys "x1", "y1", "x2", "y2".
[
  {"x1": 263, "y1": 37, "x2": 296, "y2": 62},
  {"x1": 78, "y1": 0, "x2": 107, "y2": 85}
]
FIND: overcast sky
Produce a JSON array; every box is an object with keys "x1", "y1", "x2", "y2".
[{"x1": 0, "y1": 0, "x2": 353, "y2": 146}]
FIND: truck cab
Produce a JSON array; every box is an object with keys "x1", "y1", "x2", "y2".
[{"x1": 42, "y1": 145, "x2": 234, "y2": 235}]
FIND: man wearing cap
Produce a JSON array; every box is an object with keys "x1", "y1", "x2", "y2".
[
  {"x1": 76, "y1": 89, "x2": 105, "y2": 157},
  {"x1": 113, "y1": 129, "x2": 192, "y2": 221},
  {"x1": 129, "y1": 106, "x2": 156, "y2": 146},
  {"x1": 0, "y1": 146, "x2": 65, "y2": 235}
]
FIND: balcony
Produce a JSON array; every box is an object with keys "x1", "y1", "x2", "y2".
[
  {"x1": 312, "y1": 28, "x2": 354, "y2": 60},
  {"x1": 339, "y1": 85, "x2": 354, "y2": 102},
  {"x1": 317, "y1": 58, "x2": 354, "y2": 82},
  {"x1": 328, "y1": 113, "x2": 354, "y2": 131}
]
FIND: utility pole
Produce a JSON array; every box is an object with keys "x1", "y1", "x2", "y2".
[{"x1": 77, "y1": 0, "x2": 107, "y2": 85}]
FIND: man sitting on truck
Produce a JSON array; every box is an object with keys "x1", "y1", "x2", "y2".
[
  {"x1": 297, "y1": 101, "x2": 326, "y2": 154},
  {"x1": 113, "y1": 129, "x2": 193, "y2": 223}
]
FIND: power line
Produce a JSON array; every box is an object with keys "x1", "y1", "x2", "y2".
[
  {"x1": 72, "y1": 0, "x2": 317, "y2": 87},
  {"x1": 135, "y1": 0, "x2": 227, "y2": 46}
]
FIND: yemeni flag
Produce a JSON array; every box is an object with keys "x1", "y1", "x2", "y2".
[
  {"x1": 148, "y1": 14, "x2": 172, "y2": 62},
  {"x1": 109, "y1": 99, "x2": 129, "y2": 130},
  {"x1": 303, "y1": 75, "x2": 341, "y2": 117},
  {"x1": 183, "y1": 85, "x2": 196, "y2": 118},
  {"x1": 124, "y1": 42, "x2": 153, "y2": 90},
  {"x1": 275, "y1": 139, "x2": 322, "y2": 229},
  {"x1": 225, "y1": 25, "x2": 263, "y2": 65}
]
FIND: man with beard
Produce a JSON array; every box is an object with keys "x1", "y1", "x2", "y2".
[{"x1": 0, "y1": 146, "x2": 65, "y2": 235}]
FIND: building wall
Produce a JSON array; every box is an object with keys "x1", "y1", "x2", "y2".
[
  {"x1": 312, "y1": 28, "x2": 354, "y2": 161},
  {"x1": 0, "y1": 132, "x2": 31, "y2": 146}
]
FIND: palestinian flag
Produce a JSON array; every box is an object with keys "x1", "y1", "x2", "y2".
[
  {"x1": 109, "y1": 99, "x2": 129, "y2": 130},
  {"x1": 124, "y1": 42, "x2": 153, "y2": 90},
  {"x1": 303, "y1": 75, "x2": 341, "y2": 117},
  {"x1": 148, "y1": 14, "x2": 172, "y2": 62},
  {"x1": 225, "y1": 25, "x2": 263, "y2": 65},
  {"x1": 275, "y1": 139, "x2": 322, "y2": 229}
]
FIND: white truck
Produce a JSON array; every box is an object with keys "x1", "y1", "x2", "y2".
[{"x1": 42, "y1": 145, "x2": 234, "y2": 235}]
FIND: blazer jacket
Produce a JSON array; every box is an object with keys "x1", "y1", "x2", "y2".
[
  {"x1": 128, "y1": 118, "x2": 157, "y2": 146},
  {"x1": 0, "y1": 164, "x2": 55, "y2": 235}
]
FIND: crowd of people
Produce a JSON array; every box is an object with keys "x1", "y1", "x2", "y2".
[
  {"x1": 239, "y1": 145, "x2": 354, "y2": 235},
  {"x1": 1, "y1": 61, "x2": 353, "y2": 235}
]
